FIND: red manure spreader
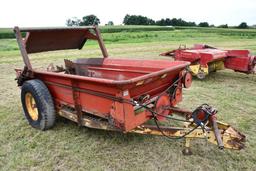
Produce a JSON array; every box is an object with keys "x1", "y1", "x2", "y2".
[
  {"x1": 161, "y1": 44, "x2": 256, "y2": 79},
  {"x1": 14, "y1": 26, "x2": 245, "y2": 155}
]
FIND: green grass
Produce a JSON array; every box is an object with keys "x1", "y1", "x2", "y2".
[
  {"x1": 0, "y1": 27, "x2": 256, "y2": 170},
  {"x1": 0, "y1": 28, "x2": 15, "y2": 39},
  {"x1": 0, "y1": 26, "x2": 175, "y2": 39},
  {"x1": 100, "y1": 25, "x2": 175, "y2": 33},
  {"x1": 1, "y1": 25, "x2": 256, "y2": 39}
]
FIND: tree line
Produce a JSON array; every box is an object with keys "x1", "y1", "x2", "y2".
[{"x1": 66, "y1": 14, "x2": 250, "y2": 29}]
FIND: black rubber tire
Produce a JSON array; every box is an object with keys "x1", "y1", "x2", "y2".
[
  {"x1": 196, "y1": 72, "x2": 206, "y2": 80},
  {"x1": 21, "y1": 79, "x2": 56, "y2": 130}
]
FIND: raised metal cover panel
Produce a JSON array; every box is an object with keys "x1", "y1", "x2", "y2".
[{"x1": 22, "y1": 27, "x2": 96, "y2": 53}]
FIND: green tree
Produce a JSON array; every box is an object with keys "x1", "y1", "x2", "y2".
[
  {"x1": 238, "y1": 22, "x2": 248, "y2": 29},
  {"x1": 123, "y1": 14, "x2": 155, "y2": 25},
  {"x1": 66, "y1": 15, "x2": 100, "y2": 26},
  {"x1": 80, "y1": 15, "x2": 100, "y2": 26},
  {"x1": 106, "y1": 21, "x2": 114, "y2": 26},
  {"x1": 198, "y1": 22, "x2": 209, "y2": 27},
  {"x1": 155, "y1": 18, "x2": 196, "y2": 26},
  {"x1": 218, "y1": 24, "x2": 228, "y2": 28},
  {"x1": 187, "y1": 22, "x2": 197, "y2": 27},
  {"x1": 155, "y1": 19, "x2": 166, "y2": 26},
  {"x1": 66, "y1": 17, "x2": 81, "y2": 26}
]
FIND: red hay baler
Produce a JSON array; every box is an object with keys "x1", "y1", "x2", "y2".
[
  {"x1": 161, "y1": 44, "x2": 256, "y2": 79},
  {"x1": 14, "y1": 26, "x2": 245, "y2": 155}
]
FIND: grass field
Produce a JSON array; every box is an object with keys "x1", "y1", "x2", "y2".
[{"x1": 0, "y1": 26, "x2": 255, "y2": 170}]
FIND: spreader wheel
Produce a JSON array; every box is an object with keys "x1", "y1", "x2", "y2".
[
  {"x1": 183, "y1": 72, "x2": 192, "y2": 88},
  {"x1": 21, "y1": 79, "x2": 56, "y2": 130},
  {"x1": 196, "y1": 71, "x2": 206, "y2": 80},
  {"x1": 182, "y1": 147, "x2": 192, "y2": 155}
]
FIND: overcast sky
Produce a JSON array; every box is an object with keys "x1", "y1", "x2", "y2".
[{"x1": 1, "y1": 0, "x2": 255, "y2": 27}]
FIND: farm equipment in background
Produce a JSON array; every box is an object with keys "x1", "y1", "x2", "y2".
[
  {"x1": 14, "y1": 26, "x2": 245, "y2": 155},
  {"x1": 160, "y1": 44, "x2": 256, "y2": 79}
]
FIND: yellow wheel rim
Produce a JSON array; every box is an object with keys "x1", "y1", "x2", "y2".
[{"x1": 25, "y1": 92, "x2": 39, "y2": 121}]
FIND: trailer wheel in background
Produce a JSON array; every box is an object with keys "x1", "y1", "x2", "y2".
[
  {"x1": 21, "y1": 79, "x2": 56, "y2": 130},
  {"x1": 196, "y1": 71, "x2": 206, "y2": 80}
]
